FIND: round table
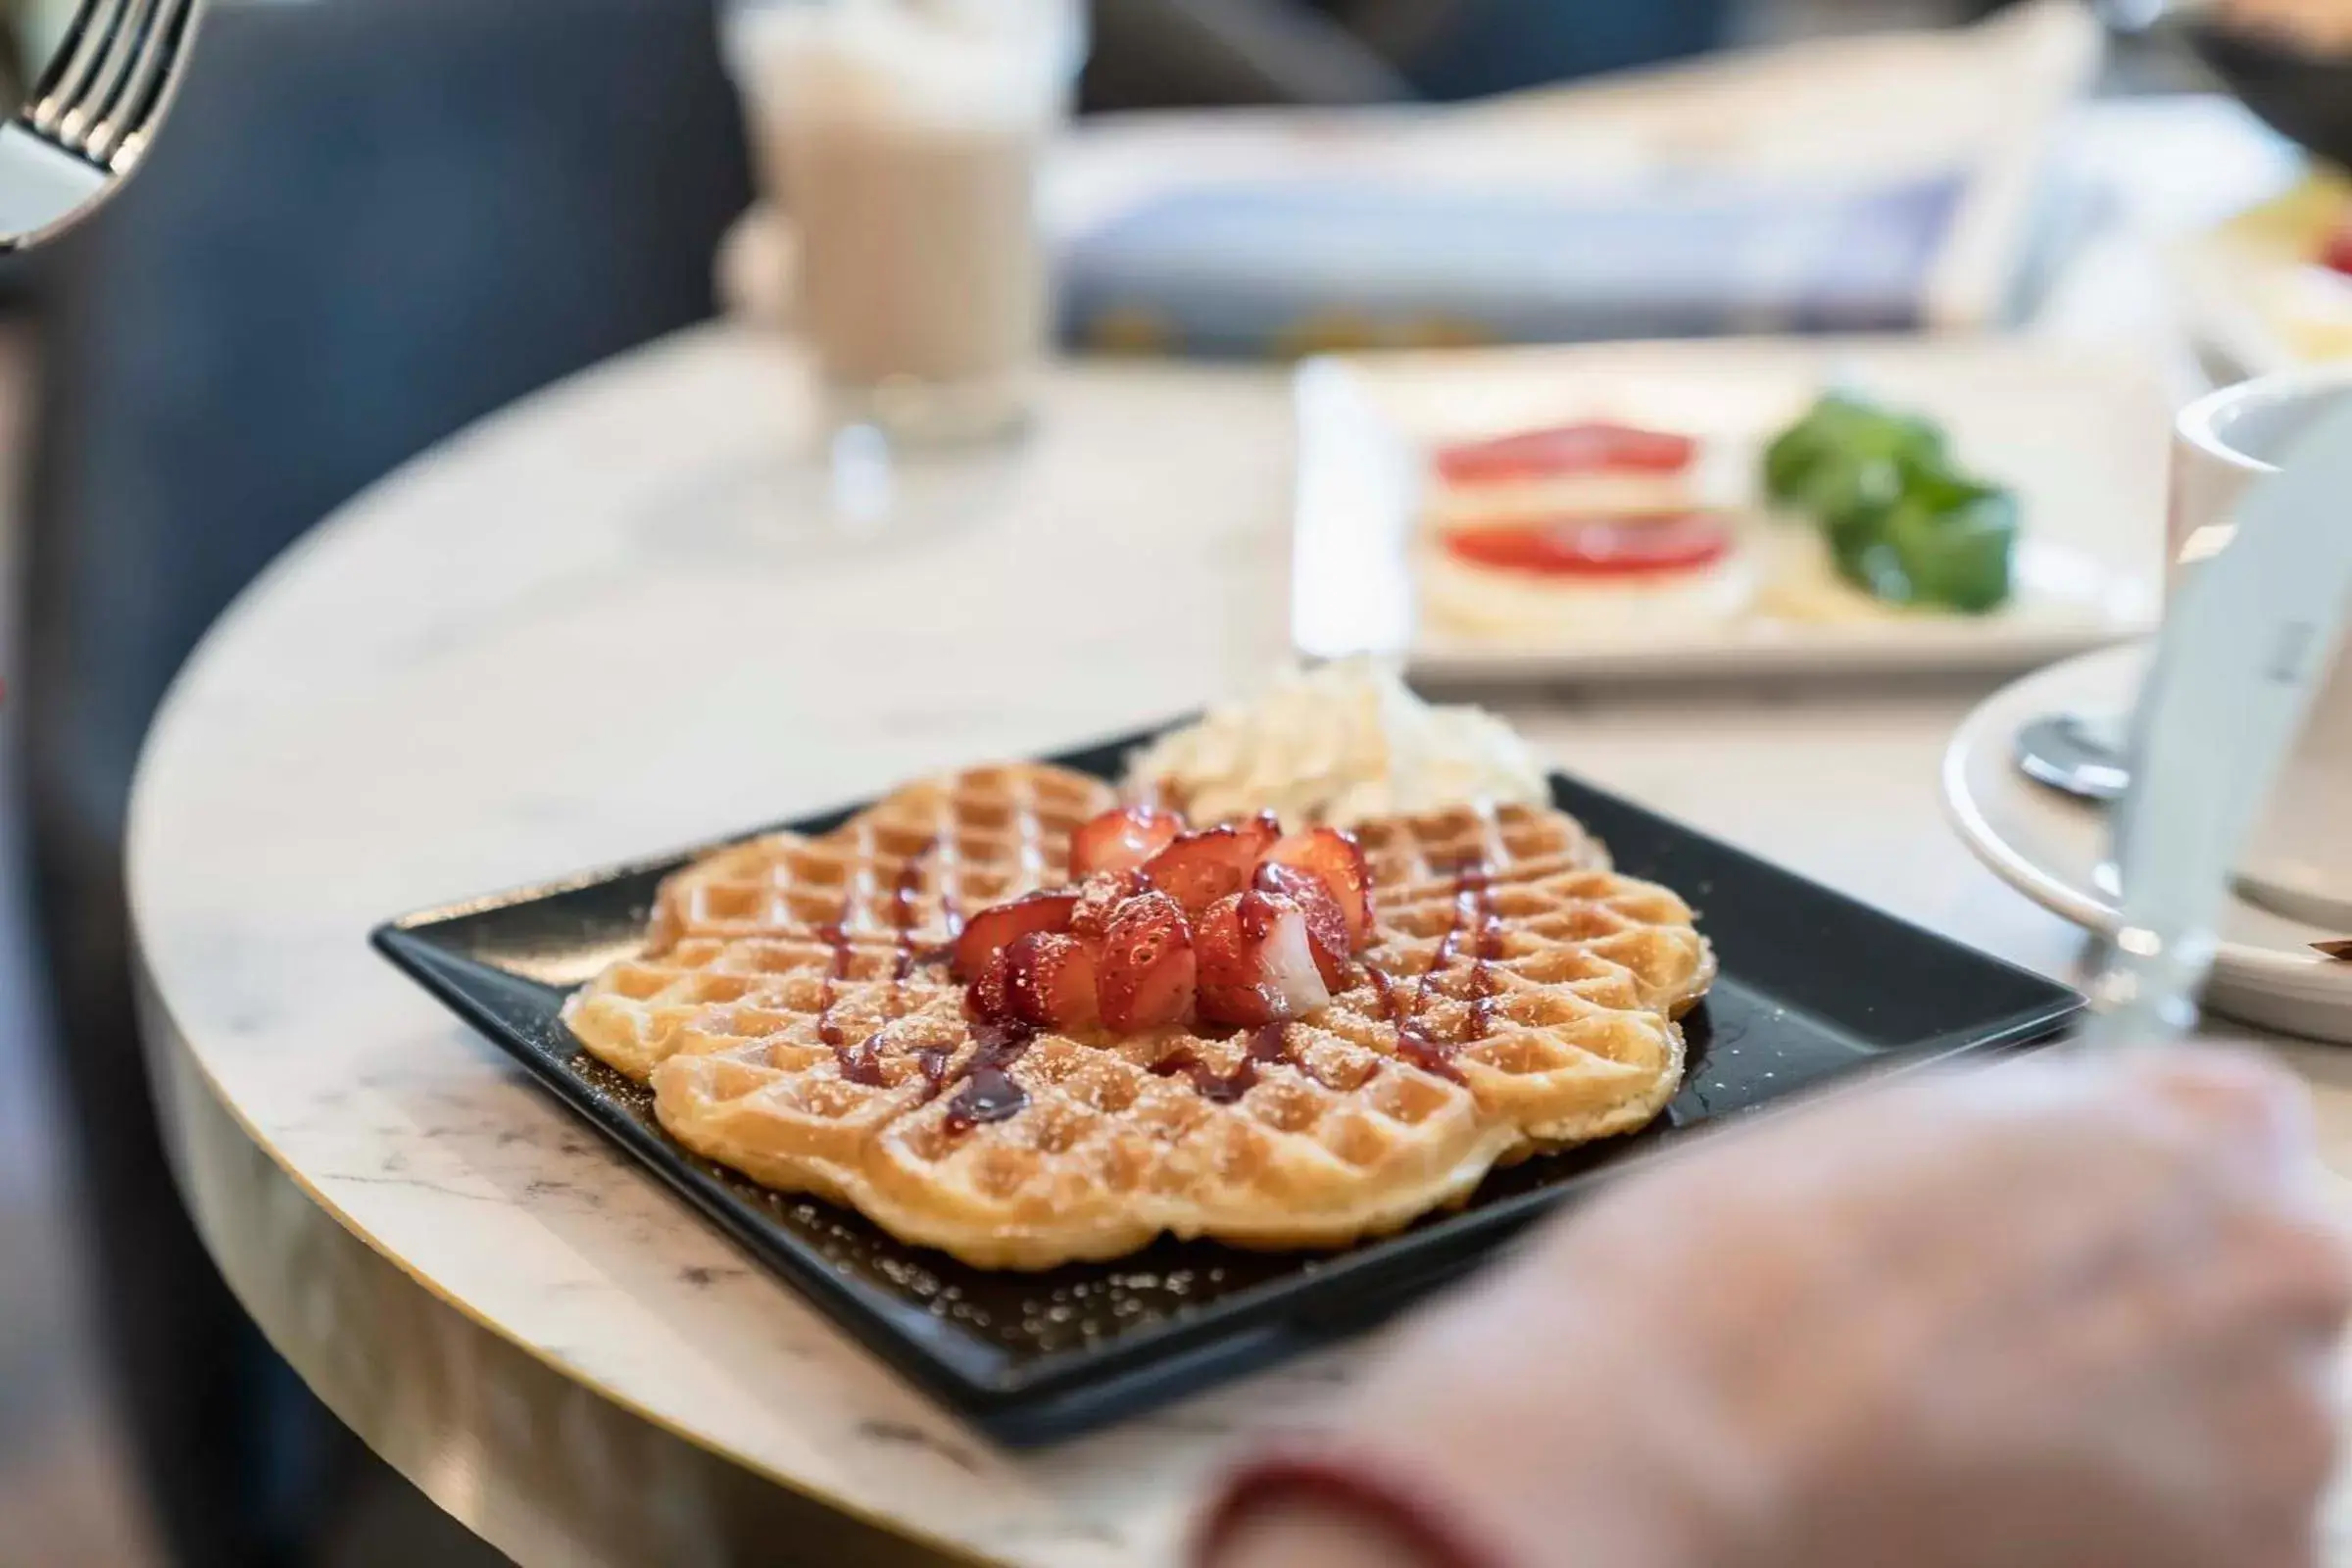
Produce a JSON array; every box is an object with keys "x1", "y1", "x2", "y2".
[{"x1": 128, "y1": 323, "x2": 2352, "y2": 1566}]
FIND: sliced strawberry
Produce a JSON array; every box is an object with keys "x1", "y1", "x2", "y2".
[
  {"x1": 1095, "y1": 890, "x2": 1197, "y2": 1033},
  {"x1": 1443, "y1": 514, "x2": 1734, "y2": 579},
  {"x1": 1435, "y1": 421, "x2": 1696, "y2": 485},
  {"x1": 1262, "y1": 827, "x2": 1374, "y2": 948},
  {"x1": 1195, "y1": 890, "x2": 1333, "y2": 1028},
  {"x1": 1141, "y1": 813, "x2": 1282, "y2": 919},
  {"x1": 1004, "y1": 931, "x2": 1099, "y2": 1031},
  {"x1": 1237, "y1": 808, "x2": 1284, "y2": 847},
  {"x1": 967, "y1": 948, "x2": 1014, "y2": 1022},
  {"x1": 951, "y1": 889, "x2": 1077, "y2": 981},
  {"x1": 1253, "y1": 861, "x2": 1351, "y2": 991},
  {"x1": 1068, "y1": 805, "x2": 1185, "y2": 879},
  {"x1": 1070, "y1": 868, "x2": 1149, "y2": 945}
]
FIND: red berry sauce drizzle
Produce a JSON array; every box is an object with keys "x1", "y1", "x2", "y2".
[
  {"x1": 812, "y1": 833, "x2": 1044, "y2": 1129},
  {"x1": 914, "y1": 1044, "x2": 956, "y2": 1100},
  {"x1": 824, "y1": 844, "x2": 942, "y2": 1089},
  {"x1": 1367, "y1": 860, "x2": 1498, "y2": 1084},
  {"x1": 942, "y1": 1020, "x2": 1037, "y2": 1133},
  {"x1": 814, "y1": 921, "x2": 858, "y2": 1050},
  {"x1": 1151, "y1": 1020, "x2": 1292, "y2": 1104}
]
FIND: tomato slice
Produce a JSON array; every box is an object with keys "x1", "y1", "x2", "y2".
[
  {"x1": 2324, "y1": 217, "x2": 2352, "y2": 279},
  {"x1": 1436, "y1": 421, "x2": 1697, "y2": 485},
  {"x1": 1443, "y1": 514, "x2": 1735, "y2": 578}
]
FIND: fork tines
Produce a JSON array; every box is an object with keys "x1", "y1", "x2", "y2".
[{"x1": 21, "y1": 0, "x2": 199, "y2": 171}]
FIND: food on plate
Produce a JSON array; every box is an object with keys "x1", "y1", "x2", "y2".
[
  {"x1": 1428, "y1": 419, "x2": 1702, "y2": 528},
  {"x1": 1420, "y1": 418, "x2": 1759, "y2": 638},
  {"x1": 1125, "y1": 659, "x2": 1548, "y2": 829},
  {"x1": 1762, "y1": 392, "x2": 2017, "y2": 613},
  {"x1": 564, "y1": 724, "x2": 1713, "y2": 1269},
  {"x1": 1749, "y1": 526, "x2": 1939, "y2": 625},
  {"x1": 1440, "y1": 513, "x2": 1736, "y2": 579},
  {"x1": 1411, "y1": 393, "x2": 2029, "y2": 641},
  {"x1": 1420, "y1": 525, "x2": 1759, "y2": 638},
  {"x1": 1762, "y1": 394, "x2": 1945, "y2": 517}
]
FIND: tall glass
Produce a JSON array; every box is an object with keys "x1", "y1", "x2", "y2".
[{"x1": 722, "y1": 0, "x2": 1083, "y2": 450}]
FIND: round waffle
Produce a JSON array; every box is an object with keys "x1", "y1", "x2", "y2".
[
  {"x1": 567, "y1": 765, "x2": 1714, "y2": 1269},
  {"x1": 564, "y1": 764, "x2": 1115, "y2": 1079}
]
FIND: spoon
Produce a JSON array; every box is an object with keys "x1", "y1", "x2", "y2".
[{"x1": 2014, "y1": 710, "x2": 2131, "y2": 804}]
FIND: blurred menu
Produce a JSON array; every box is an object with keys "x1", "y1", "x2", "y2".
[
  {"x1": 1060, "y1": 176, "x2": 1971, "y2": 356},
  {"x1": 1048, "y1": 0, "x2": 2101, "y2": 357}
]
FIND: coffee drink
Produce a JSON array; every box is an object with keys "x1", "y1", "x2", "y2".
[{"x1": 726, "y1": 0, "x2": 1079, "y2": 445}]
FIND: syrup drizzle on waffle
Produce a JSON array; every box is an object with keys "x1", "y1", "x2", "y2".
[
  {"x1": 887, "y1": 853, "x2": 927, "y2": 984},
  {"x1": 603, "y1": 777, "x2": 1715, "y2": 1266},
  {"x1": 1367, "y1": 860, "x2": 1498, "y2": 1084},
  {"x1": 836, "y1": 1038, "x2": 888, "y2": 1087},
  {"x1": 1464, "y1": 871, "x2": 1506, "y2": 1041},
  {"x1": 814, "y1": 923, "x2": 857, "y2": 1051},
  {"x1": 1151, "y1": 1021, "x2": 1293, "y2": 1104},
  {"x1": 824, "y1": 842, "x2": 1524, "y2": 1127},
  {"x1": 816, "y1": 835, "x2": 1073, "y2": 1129},
  {"x1": 944, "y1": 1022, "x2": 1037, "y2": 1133},
  {"x1": 915, "y1": 1045, "x2": 956, "y2": 1099},
  {"x1": 826, "y1": 842, "x2": 946, "y2": 1089}
]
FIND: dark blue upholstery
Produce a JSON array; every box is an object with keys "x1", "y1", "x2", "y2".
[{"x1": 19, "y1": 3, "x2": 749, "y2": 1560}]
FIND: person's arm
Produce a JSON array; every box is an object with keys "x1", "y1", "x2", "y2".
[
  {"x1": 1200, "y1": 1050, "x2": 2352, "y2": 1568},
  {"x1": 1214, "y1": 1503, "x2": 1431, "y2": 1568}
]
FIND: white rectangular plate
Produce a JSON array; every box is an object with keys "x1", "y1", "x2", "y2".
[{"x1": 1293, "y1": 336, "x2": 2173, "y2": 683}]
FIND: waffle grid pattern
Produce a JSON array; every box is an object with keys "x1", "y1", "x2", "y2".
[
  {"x1": 645, "y1": 765, "x2": 1116, "y2": 953},
  {"x1": 564, "y1": 766, "x2": 1714, "y2": 1268}
]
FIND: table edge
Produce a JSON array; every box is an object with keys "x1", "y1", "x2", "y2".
[{"x1": 133, "y1": 935, "x2": 977, "y2": 1567}]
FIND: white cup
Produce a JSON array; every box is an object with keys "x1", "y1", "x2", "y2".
[
  {"x1": 2172, "y1": 368, "x2": 2352, "y2": 930},
  {"x1": 720, "y1": 0, "x2": 1084, "y2": 448}
]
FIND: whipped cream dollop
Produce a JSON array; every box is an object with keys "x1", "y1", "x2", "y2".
[{"x1": 1125, "y1": 661, "x2": 1549, "y2": 828}]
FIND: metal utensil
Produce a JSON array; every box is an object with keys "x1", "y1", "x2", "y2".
[
  {"x1": 2078, "y1": 401, "x2": 2352, "y2": 1050},
  {"x1": 0, "y1": 0, "x2": 201, "y2": 249},
  {"x1": 2015, "y1": 710, "x2": 2132, "y2": 803}
]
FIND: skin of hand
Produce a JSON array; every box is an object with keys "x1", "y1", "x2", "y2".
[{"x1": 1208, "y1": 1050, "x2": 2352, "y2": 1568}]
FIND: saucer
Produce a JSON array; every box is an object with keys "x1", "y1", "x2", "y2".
[{"x1": 1943, "y1": 643, "x2": 2352, "y2": 1043}]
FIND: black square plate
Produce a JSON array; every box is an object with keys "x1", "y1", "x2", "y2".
[{"x1": 372, "y1": 724, "x2": 2080, "y2": 1445}]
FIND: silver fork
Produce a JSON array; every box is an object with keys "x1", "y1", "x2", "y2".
[{"x1": 0, "y1": 0, "x2": 202, "y2": 248}]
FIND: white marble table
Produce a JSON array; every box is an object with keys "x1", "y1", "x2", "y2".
[{"x1": 125, "y1": 320, "x2": 2352, "y2": 1566}]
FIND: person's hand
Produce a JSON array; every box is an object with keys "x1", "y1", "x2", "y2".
[{"x1": 1204, "y1": 1050, "x2": 2352, "y2": 1568}]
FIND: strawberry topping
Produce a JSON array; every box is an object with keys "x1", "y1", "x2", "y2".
[
  {"x1": 1264, "y1": 827, "x2": 1374, "y2": 946},
  {"x1": 1253, "y1": 860, "x2": 1352, "y2": 992},
  {"x1": 1140, "y1": 812, "x2": 1280, "y2": 919},
  {"x1": 954, "y1": 808, "x2": 1383, "y2": 1039},
  {"x1": 1095, "y1": 890, "x2": 1198, "y2": 1033},
  {"x1": 1004, "y1": 931, "x2": 1100, "y2": 1032},
  {"x1": 951, "y1": 889, "x2": 1077, "y2": 982},
  {"x1": 1068, "y1": 805, "x2": 1185, "y2": 879},
  {"x1": 1195, "y1": 889, "x2": 1333, "y2": 1027}
]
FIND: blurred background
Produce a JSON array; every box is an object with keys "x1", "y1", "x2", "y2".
[{"x1": 0, "y1": 0, "x2": 2341, "y2": 1563}]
